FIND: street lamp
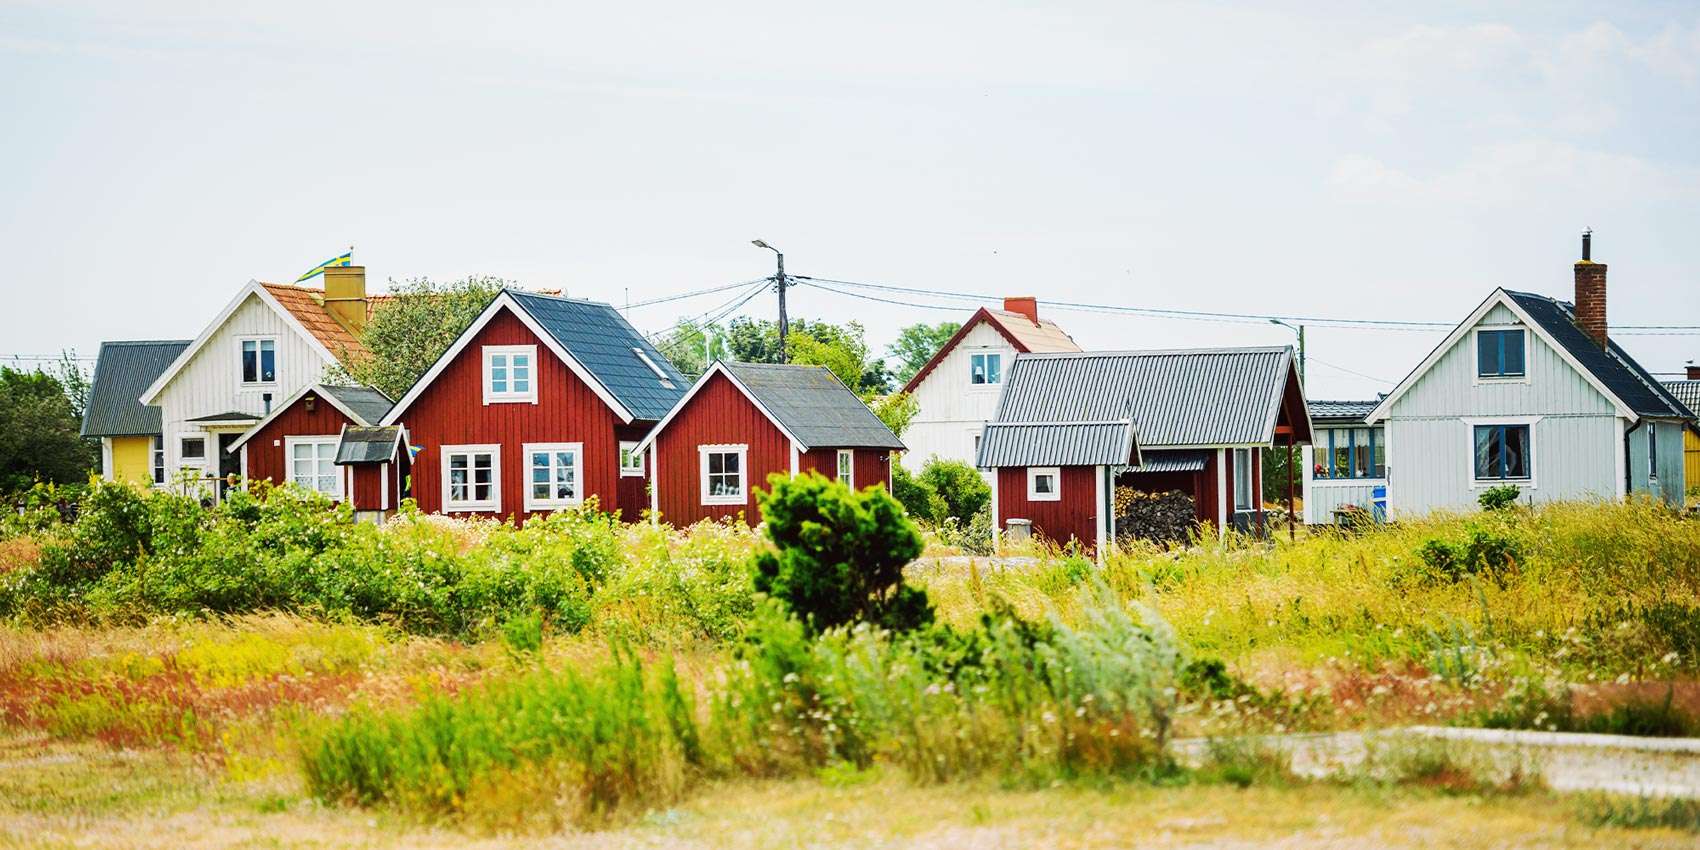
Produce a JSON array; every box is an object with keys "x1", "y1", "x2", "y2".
[
  {"x1": 752, "y1": 240, "x2": 789, "y2": 363},
  {"x1": 1269, "y1": 318, "x2": 1305, "y2": 387}
]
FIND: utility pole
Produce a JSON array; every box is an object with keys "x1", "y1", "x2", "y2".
[{"x1": 752, "y1": 240, "x2": 788, "y2": 363}]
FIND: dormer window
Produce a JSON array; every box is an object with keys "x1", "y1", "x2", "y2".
[
  {"x1": 970, "y1": 352, "x2": 1002, "y2": 386},
  {"x1": 1476, "y1": 328, "x2": 1525, "y2": 379},
  {"x1": 483, "y1": 345, "x2": 537, "y2": 404},
  {"x1": 240, "y1": 337, "x2": 277, "y2": 385},
  {"x1": 633, "y1": 348, "x2": 676, "y2": 390}
]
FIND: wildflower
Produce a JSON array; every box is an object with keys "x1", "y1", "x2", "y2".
[{"x1": 1661, "y1": 652, "x2": 1680, "y2": 665}]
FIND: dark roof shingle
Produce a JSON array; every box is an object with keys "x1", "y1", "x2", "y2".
[
  {"x1": 1505, "y1": 291, "x2": 1692, "y2": 420},
  {"x1": 320, "y1": 385, "x2": 393, "y2": 425},
  {"x1": 336, "y1": 426, "x2": 403, "y2": 464},
  {"x1": 1308, "y1": 400, "x2": 1379, "y2": 423},
  {"x1": 722, "y1": 362, "x2": 905, "y2": 450},
  {"x1": 82, "y1": 340, "x2": 190, "y2": 437},
  {"x1": 506, "y1": 290, "x2": 688, "y2": 421}
]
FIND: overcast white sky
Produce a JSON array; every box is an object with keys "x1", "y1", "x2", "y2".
[{"x1": 3, "y1": 1, "x2": 1698, "y2": 398}]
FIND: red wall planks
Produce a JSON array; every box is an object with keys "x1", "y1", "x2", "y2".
[
  {"x1": 398, "y1": 307, "x2": 630, "y2": 521},
  {"x1": 242, "y1": 393, "x2": 353, "y2": 489},
  {"x1": 349, "y1": 463, "x2": 387, "y2": 512},
  {"x1": 996, "y1": 465, "x2": 1100, "y2": 551},
  {"x1": 614, "y1": 423, "x2": 652, "y2": 522},
  {"x1": 652, "y1": 372, "x2": 791, "y2": 525},
  {"x1": 797, "y1": 446, "x2": 893, "y2": 492}
]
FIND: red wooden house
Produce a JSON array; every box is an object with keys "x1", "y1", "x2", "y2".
[
  {"x1": 978, "y1": 347, "x2": 1311, "y2": 554},
  {"x1": 378, "y1": 289, "x2": 687, "y2": 522},
  {"x1": 634, "y1": 361, "x2": 905, "y2": 526},
  {"x1": 227, "y1": 383, "x2": 399, "y2": 512}
]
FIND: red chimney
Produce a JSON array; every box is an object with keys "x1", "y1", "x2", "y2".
[
  {"x1": 1574, "y1": 230, "x2": 1607, "y2": 347},
  {"x1": 1003, "y1": 296, "x2": 1039, "y2": 325},
  {"x1": 1687, "y1": 364, "x2": 1700, "y2": 380}
]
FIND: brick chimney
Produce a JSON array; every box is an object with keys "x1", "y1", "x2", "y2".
[
  {"x1": 1573, "y1": 231, "x2": 1607, "y2": 347},
  {"x1": 323, "y1": 265, "x2": 369, "y2": 334},
  {"x1": 1687, "y1": 363, "x2": 1700, "y2": 380},
  {"x1": 1002, "y1": 296, "x2": 1039, "y2": 325}
]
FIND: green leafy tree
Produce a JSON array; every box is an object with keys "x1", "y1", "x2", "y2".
[
  {"x1": 918, "y1": 458, "x2": 991, "y2": 525},
  {"x1": 0, "y1": 366, "x2": 98, "y2": 492},
  {"x1": 890, "y1": 463, "x2": 946, "y2": 522},
  {"x1": 888, "y1": 321, "x2": 960, "y2": 385},
  {"x1": 333, "y1": 276, "x2": 508, "y2": 398},
  {"x1": 752, "y1": 471, "x2": 932, "y2": 634},
  {"x1": 869, "y1": 392, "x2": 918, "y2": 438},
  {"x1": 654, "y1": 320, "x2": 727, "y2": 379},
  {"x1": 1262, "y1": 445, "x2": 1299, "y2": 505},
  {"x1": 719, "y1": 317, "x2": 892, "y2": 395}
]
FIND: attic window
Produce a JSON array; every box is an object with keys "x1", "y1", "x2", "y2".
[{"x1": 633, "y1": 348, "x2": 676, "y2": 389}]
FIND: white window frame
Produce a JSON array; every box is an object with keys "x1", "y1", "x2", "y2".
[
  {"x1": 1027, "y1": 466, "x2": 1061, "y2": 501},
  {"x1": 442, "y1": 443, "x2": 502, "y2": 512},
  {"x1": 619, "y1": 440, "x2": 644, "y2": 477},
  {"x1": 284, "y1": 435, "x2": 343, "y2": 499},
  {"x1": 176, "y1": 433, "x2": 209, "y2": 473},
  {"x1": 969, "y1": 351, "x2": 1003, "y2": 388},
  {"x1": 836, "y1": 449, "x2": 854, "y2": 486},
  {"x1": 1462, "y1": 416, "x2": 1540, "y2": 490},
  {"x1": 151, "y1": 435, "x2": 167, "y2": 486},
  {"x1": 236, "y1": 335, "x2": 280, "y2": 388},
  {"x1": 1471, "y1": 325, "x2": 1531, "y2": 386},
  {"x1": 482, "y1": 344, "x2": 538, "y2": 405},
  {"x1": 522, "y1": 442, "x2": 584, "y2": 511},
  {"x1": 1233, "y1": 448, "x2": 1254, "y2": 512},
  {"x1": 699, "y1": 444, "x2": 749, "y2": 506}
]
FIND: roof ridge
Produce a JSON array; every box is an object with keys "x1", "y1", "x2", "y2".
[
  {"x1": 1020, "y1": 345, "x2": 1290, "y2": 358},
  {"x1": 101, "y1": 339, "x2": 191, "y2": 346},
  {"x1": 505, "y1": 286, "x2": 615, "y2": 307}
]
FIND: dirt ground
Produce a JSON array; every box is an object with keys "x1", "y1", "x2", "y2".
[{"x1": 0, "y1": 734, "x2": 1692, "y2": 850}]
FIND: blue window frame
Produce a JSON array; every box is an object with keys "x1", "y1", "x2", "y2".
[
  {"x1": 1315, "y1": 427, "x2": 1385, "y2": 480},
  {"x1": 1473, "y1": 424, "x2": 1531, "y2": 480},
  {"x1": 1477, "y1": 329, "x2": 1525, "y2": 378}
]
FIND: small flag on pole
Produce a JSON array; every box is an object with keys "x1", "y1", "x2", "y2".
[
  {"x1": 407, "y1": 443, "x2": 423, "y2": 462},
  {"x1": 295, "y1": 248, "x2": 354, "y2": 282}
]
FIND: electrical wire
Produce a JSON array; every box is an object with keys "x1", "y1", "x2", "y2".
[{"x1": 624, "y1": 277, "x2": 773, "y2": 309}]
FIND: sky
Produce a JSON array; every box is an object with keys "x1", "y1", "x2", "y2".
[{"x1": 2, "y1": 0, "x2": 1698, "y2": 399}]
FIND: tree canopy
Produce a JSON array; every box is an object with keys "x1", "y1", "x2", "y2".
[
  {"x1": 335, "y1": 276, "x2": 508, "y2": 399},
  {"x1": 0, "y1": 365, "x2": 97, "y2": 493},
  {"x1": 657, "y1": 316, "x2": 893, "y2": 395},
  {"x1": 887, "y1": 321, "x2": 961, "y2": 385}
]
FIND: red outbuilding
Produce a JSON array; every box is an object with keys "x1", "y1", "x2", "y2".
[
  {"x1": 379, "y1": 289, "x2": 687, "y2": 522},
  {"x1": 228, "y1": 382, "x2": 397, "y2": 508},
  {"x1": 634, "y1": 361, "x2": 905, "y2": 526}
]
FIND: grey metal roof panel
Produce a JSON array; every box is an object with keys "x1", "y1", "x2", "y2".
[
  {"x1": 977, "y1": 421, "x2": 1135, "y2": 467},
  {"x1": 1505, "y1": 291, "x2": 1692, "y2": 420},
  {"x1": 722, "y1": 361, "x2": 905, "y2": 450},
  {"x1": 1124, "y1": 449, "x2": 1211, "y2": 473},
  {"x1": 1308, "y1": 400, "x2": 1378, "y2": 423},
  {"x1": 335, "y1": 426, "x2": 402, "y2": 464},
  {"x1": 506, "y1": 290, "x2": 688, "y2": 421},
  {"x1": 993, "y1": 347, "x2": 1294, "y2": 447},
  {"x1": 1662, "y1": 381, "x2": 1700, "y2": 418},
  {"x1": 81, "y1": 340, "x2": 189, "y2": 437},
  {"x1": 320, "y1": 385, "x2": 393, "y2": 425}
]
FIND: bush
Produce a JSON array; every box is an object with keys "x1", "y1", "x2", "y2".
[
  {"x1": 934, "y1": 506, "x2": 993, "y2": 555},
  {"x1": 753, "y1": 471, "x2": 931, "y2": 634},
  {"x1": 1408, "y1": 524, "x2": 1521, "y2": 587},
  {"x1": 917, "y1": 459, "x2": 990, "y2": 525},
  {"x1": 890, "y1": 463, "x2": 946, "y2": 523},
  {"x1": 1113, "y1": 487, "x2": 1196, "y2": 546},
  {"x1": 1478, "y1": 485, "x2": 1521, "y2": 511}
]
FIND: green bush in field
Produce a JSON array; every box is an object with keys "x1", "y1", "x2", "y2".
[
  {"x1": 917, "y1": 459, "x2": 990, "y2": 525},
  {"x1": 752, "y1": 471, "x2": 931, "y2": 634},
  {"x1": 1478, "y1": 484, "x2": 1521, "y2": 511},
  {"x1": 890, "y1": 463, "x2": 947, "y2": 522}
]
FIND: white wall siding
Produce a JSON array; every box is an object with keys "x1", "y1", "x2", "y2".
[
  {"x1": 1384, "y1": 302, "x2": 1622, "y2": 516},
  {"x1": 902, "y1": 321, "x2": 1015, "y2": 472},
  {"x1": 1300, "y1": 445, "x2": 1384, "y2": 523},
  {"x1": 154, "y1": 292, "x2": 336, "y2": 481}
]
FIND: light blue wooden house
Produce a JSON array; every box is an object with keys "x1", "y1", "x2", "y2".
[{"x1": 1308, "y1": 236, "x2": 1693, "y2": 521}]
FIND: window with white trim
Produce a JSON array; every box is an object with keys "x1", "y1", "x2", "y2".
[
  {"x1": 524, "y1": 442, "x2": 582, "y2": 510},
  {"x1": 482, "y1": 345, "x2": 536, "y2": 403},
  {"x1": 836, "y1": 449, "x2": 854, "y2": 486},
  {"x1": 1476, "y1": 328, "x2": 1526, "y2": 379},
  {"x1": 970, "y1": 352, "x2": 1002, "y2": 386},
  {"x1": 1233, "y1": 448, "x2": 1254, "y2": 512},
  {"x1": 240, "y1": 337, "x2": 277, "y2": 385},
  {"x1": 699, "y1": 444, "x2": 747, "y2": 505},
  {"x1": 1027, "y1": 466, "x2": 1060, "y2": 501},
  {"x1": 443, "y1": 445, "x2": 500, "y2": 511},
  {"x1": 286, "y1": 436, "x2": 341, "y2": 498},
  {"x1": 619, "y1": 441, "x2": 644, "y2": 477},
  {"x1": 151, "y1": 436, "x2": 166, "y2": 485},
  {"x1": 1472, "y1": 424, "x2": 1531, "y2": 481}
]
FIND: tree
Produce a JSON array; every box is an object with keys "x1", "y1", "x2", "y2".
[
  {"x1": 712, "y1": 317, "x2": 891, "y2": 395},
  {"x1": 888, "y1": 321, "x2": 961, "y2": 385},
  {"x1": 752, "y1": 471, "x2": 931, "y2": 634},
  {"x1": 0, "y1": 366, "x2": 99, "y2": 492},
  {"x1": 1262, "y1": 445, "x2": 1299, "y2": 506},
  {"x1": 918, "y1": 458, "x2": 991, "y2": 525},
  {"x1": 869, "y1": 392, "x2": 918, "y2": 438},
  {"x1": 653, "y1": 320, "x2": 728, "y2": 379},
  {"x1": 333, "y1": 276, "x2": 507, "y2": 398}
]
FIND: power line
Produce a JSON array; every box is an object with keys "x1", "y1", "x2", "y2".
[{"x1": 624, "y1": 276, "x2": 773, "y2": 310}]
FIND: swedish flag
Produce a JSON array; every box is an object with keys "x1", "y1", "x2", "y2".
[{"x1": 295, "y1": 249, "x2": 353, "y2": 282}]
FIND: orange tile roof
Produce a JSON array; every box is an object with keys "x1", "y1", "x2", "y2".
[
  {"x1": 260, "y1": 283, "x2": 391, "y2": 366},
  {"x1": 982, "y1": 308, "x2": 1081, "y2": 354}
]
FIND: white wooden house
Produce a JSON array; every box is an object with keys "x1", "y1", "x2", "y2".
[{"x1": 898, "y1": 297, "x2": 1079, "y2": 473}]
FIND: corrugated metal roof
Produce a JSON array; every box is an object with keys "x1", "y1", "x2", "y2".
[
  {"x1": 320, "y1": 385, "x2": 393, "y2": 425},
  {"x1": 82, "y1": 340, "x2": 189, "y2": 437},
  {"x1": 506, "y1": 290, "x2": 688, "y2": 421},
  {"x1": 723, "y1": 361, "x2": 905, "y2": 450},
  {"x1": 1123, "y1": 449, "x2": 1210, "y2": 473},
  {"x1": 1308, "y1": 399, "x2": 1378, "y2": 423},
  {"x1": 1662, "y1": 381, "x2": 1700, "y2": 418},
  {"x1": 993, "y1": 347, "x2": 1296, "y2": 447},
  {"x1": 336, "y1": 426, "x2": 402, "y2": 464},
  {"x1": 1505, "y1": 291, "x2": 1692, "y2": 420},
  {"x1": 977, "y1": 421, "x2": 1134, "y2": 467}
]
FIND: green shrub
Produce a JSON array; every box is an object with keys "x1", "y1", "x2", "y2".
[
  {"x1": 1478, "y1": 485, "x2": 1521, "y2": 511},
  {"x1": 917, "y1": 459, "x2": 990, "y2": 525},
  {"x1": 934, "y1": 506, "x2": 993, "y2": 555},
  {"x1": 752, "y1": 472, "x2": 931, "y2": 634},
  {"x1": 1408, "y1": 524, "x2": 1520, "y2": 587},
  {"x1": 890, "y1": 463, "x2": 946, "y2": 523}
]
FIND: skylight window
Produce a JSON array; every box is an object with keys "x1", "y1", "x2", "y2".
[{"x1": 633, "y1": 348, "x2": 676, "y2": 389}]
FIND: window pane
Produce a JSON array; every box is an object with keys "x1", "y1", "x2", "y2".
[
  {"x1": 533, "y1": 481, "x2": 549, "y2": 499},
  {"x1": 724, "y1": 452, "x2": 739, "y2": 474},
  {"x1": 182, "y1": 438, "x2": 205, "y2": 459},
  {"x1": 242, "y1": 342, "x2": 257, "y2": 383},
  {"x1": 1503, "y1": 331, "x2": 1524, "y2": 375},
  {"x1": 986, "y1": 355, "x2": 1001, "y2": 384},
  {"x1": 1372, "y1": 428, "x2": 1387, "y2": 477},
  {"x1": 1333, "y1": 443, "x2": 1349, "y2": 478},
  {"x1": 1353, "y1": 429, "x2": 1370, "y2": 477},
  {"x1": 1505, "y1": 425, "x2": 1530, "y2": 478},
  {"x1": 260, "y1": 342, "x2": 276, "y2": 382},
  {"x1": 1474, "y1": 426, "x2": 1496, "y2": 478},
  {"x1": 970, "y1": 354, "x2": 986, "y2": 384},
  {"x1": 1478, "y1": 332, "x2": 1498, "y2": 376}
]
